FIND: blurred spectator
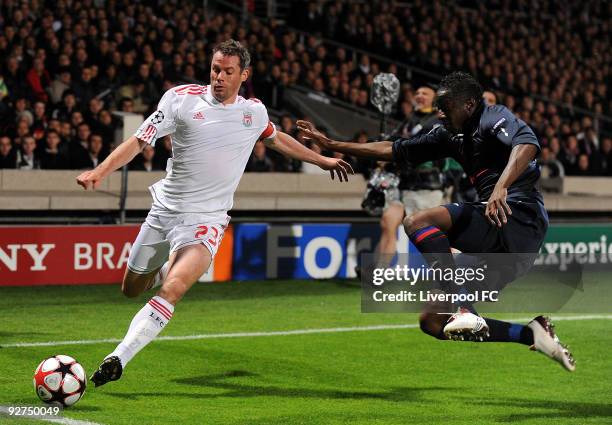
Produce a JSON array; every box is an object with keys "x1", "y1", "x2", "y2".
[
  {"x1": 26, "y1": 58, "x2": 50, "y2": 103},
  {"x1": 14, "y1": 97, "x2": 34, "y2": 127},
  {"x1": 40, "y1": 130, "x2": 69, "y2": 169},
  {"x1": 130, "y1": 145, "x2": 160, "y2": 172},
  {"x1": 598, "y1": 137, "x2": 612, "y2": 175},
  {"x1": 96, "y1": 110, "x2": 116, "y2": 145},
  {"x1": 394, "y1": 85, "x2": 437, "y2": 139},
  {"x1": 0, "y1": 0, "x2": 608, "y2": 176},
  {"x1": 69, "y1": 123, "x2": 93, "y2": 169},
  {"x1": 575, "y1": 154, "x2": 593, "y2": 176},
  {"x1": 483, "y1": 91, "x2": 497, "y2": 106},
  {"x1": 32, "y1": 101, "x2": 48, "y2": 140},
  {"x1": 15, "y1": 118, "x2": 31, "y2": 140},
  {"x1": 119, "y1": 97, "x2": 135, "y2": 113},
  {"x1": 246, "y1": 140, "x2": 274, "y2": 172},
  {"x1": 4, "y1": 56, "x2": 28, "y2": 100},
  {"x1": 275, "y1": 115, "x2": 302, "y2": 171},
  {"x1": 0, "y1": 136, "x2": 16, "y2": 168},
  {"x1": 73, "y1": 67, "x2": 97, "y2": 106},
  {"x1": 348, "y1": 130, "x2": 374, "y2": 175},
  {"x1": 0, "y1": 73, "x2": 9, "y2": 100},
  {"x1": 59, "y1": 121, "x2": 73, "y2": 144},
  {"x1": 16, "y1": 136, "x2": 40, "y2": 170},
  {"x1": 86, "y1": 134, "x2": 107, "y2": 169},
  {"x1": 560, "y1": 135, "x2": 581, "y2": 174},
  {"x1": 52, "y1": 90, "x2": 78, "y2": 122},
  {"x1": 86, "y1": 98, "x2": 104, "y2": 128},
  {"x1": 280, "y1": 115, "x2": 297, "y2": 137},
  {"x1": 48, "y1": 67, "x2": 72, "y2": 104},
  {"x1": 301, "y1": 142, "x2": 328, "y2": 174},
  {"x1": 154, "y1": 136, "x2": 173, "y2": 170}
]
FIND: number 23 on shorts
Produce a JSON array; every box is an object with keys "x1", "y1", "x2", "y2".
[{"x1": 194, "y1": 225, "x2": 221, "y2": 247}]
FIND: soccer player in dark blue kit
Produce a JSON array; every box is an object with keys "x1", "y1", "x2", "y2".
[{"x1": 297, "y1": 72, "x2": 575, "y2": 371}]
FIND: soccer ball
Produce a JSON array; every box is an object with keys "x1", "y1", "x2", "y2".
[{"x1": 33, "y1": 355, "x2": 87, "y2": 407}]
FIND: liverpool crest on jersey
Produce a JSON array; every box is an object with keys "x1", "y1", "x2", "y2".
[{"x1": 242, "y1": 111, "x2": 252, "y2": 127}]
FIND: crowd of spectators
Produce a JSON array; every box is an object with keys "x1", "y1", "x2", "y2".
[
  {"x1": 289, "y1": 0, "x2": 611, "y2": 175},
  {"x1": 0, "y1": 0, "x2": 610, "y2": 176}
]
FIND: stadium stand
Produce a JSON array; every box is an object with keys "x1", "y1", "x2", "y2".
[{"x1": 0, "y1": 0, "x2": 610, "y2": 177}]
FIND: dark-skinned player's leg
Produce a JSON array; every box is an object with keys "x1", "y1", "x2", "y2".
[
  {"x1": 441, "y1": 202, "x2": 537, "y2": 344},
  {"x1": 403, "y1": 205, "x2": 487, "y2": 340},
  {"x1": 403, "y1": 206, "x2": 456, "y2": 340},
  {"x1": 405, "y1": 203, "x2": 534, "y2": 345},
  {"x1": 403, "y1": 206, "x2": 454, "y2": 268},
  {"x1": 439, "y1": 201, "x2": 575, "y2": 370}
]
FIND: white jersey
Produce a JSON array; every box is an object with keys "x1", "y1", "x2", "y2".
[{"x1": 134, "y1": 84, "x2": 276, "y2": 219}]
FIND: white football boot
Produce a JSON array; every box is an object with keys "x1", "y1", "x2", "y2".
[
  {"x1": 527, "y1": 316, "x2": 576, "y2": 372},
  {"x1": 443, "y1": 307, "x2": 490, "y2": 341}
]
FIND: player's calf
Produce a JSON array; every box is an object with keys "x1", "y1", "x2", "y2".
[
  {"x1": 404, "y1": 207, "x2": 455, "y2": 270},
  {"x1": 91, "y1": 295, "x2": 175, "y2": 388},
  {"x1": 419, "y1": 311, "x2": 449, "y2": 340},
  {"x1": 157, "y1": 275, "x2": 195, "y2": 305},
  {"x1": 156, "y1": 244, "x2": 211, "y2": 304},
  {"x1": 419, "y1": 299, "x2": 454, "y2": 340},
  {"x1": 92, "y1": 245, "x2": 211, "y2": 388}
]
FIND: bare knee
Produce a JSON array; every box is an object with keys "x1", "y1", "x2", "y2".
[
  {"x1": 403, "y1": 211, "x2": 431, "y2": 235},
  {"x1": 381, "y1": 205, "x2": 404, "y2": 234},
  {"x1": 380, "y1": 215, "x2": 398, "y2": 238},
  {"x1": 404, "y1": 206, "x2": 452, "y2": 236},
  {"x1": 157, "y1": 276, "x2": 189, "y2": 306}
]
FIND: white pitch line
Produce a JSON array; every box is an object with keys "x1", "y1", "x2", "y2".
[
  {"x1": 0, "y1": 406, "x2": 104, "y2": 425},
  {"x1": 0, "y1": 324, "x2": 419, "y2": 348},
  {"x1": 1, "y1": 315, "x2": 611, "y2": 349}
]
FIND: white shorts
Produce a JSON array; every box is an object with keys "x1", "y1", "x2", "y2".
[
  {"x1": 385, "y1": 189, "x2": 445, "y2": 216},
  {"x1": 127, "y1": 207, "x2": 229, "y2": 274}
]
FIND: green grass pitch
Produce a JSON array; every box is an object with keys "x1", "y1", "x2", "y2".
[{"x1": 0, "y1": 280, "x2": 610, "y2": 425}]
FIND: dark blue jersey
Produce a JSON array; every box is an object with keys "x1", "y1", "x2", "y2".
[{"x1": 392, "y1": 101, "x2": 542, "y2": 203}]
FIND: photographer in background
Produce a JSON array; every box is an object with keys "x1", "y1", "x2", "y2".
[{"x1": 365, "y1": 85, "x2": 445, "y2": 269}]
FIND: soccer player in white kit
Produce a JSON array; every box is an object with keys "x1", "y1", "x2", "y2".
[{"x1": 76, "y1": 40, "x2": 354, "y2": 386}]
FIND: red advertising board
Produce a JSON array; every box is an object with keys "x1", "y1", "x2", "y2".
[{"x1": 0, "y1": 225, "x2": 233, "y2": 286}]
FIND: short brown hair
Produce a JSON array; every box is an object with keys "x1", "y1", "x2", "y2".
[{"x1": 212, "y1": 39, "x2": 251, "y2": 70}]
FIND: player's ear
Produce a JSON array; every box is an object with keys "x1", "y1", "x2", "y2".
[
  {"x1": 465, "y1": 99, "x2": 476, "y2": 114},
  {"x1": 241, "y1": 67, "x2": 250, "y2": 83}
]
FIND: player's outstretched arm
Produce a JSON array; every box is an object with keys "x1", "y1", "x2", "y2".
[
  {"x1": 296, "y1": 120, "x2": 393, "y2": 161},
  {"x1": 485, "y1": 144, "x2": 538, "y2": 227},
  {"x1": 266, "y1": 131, "x2": 355, "y2": 182},
  {"x1": 76, "y1": 136, "x2": 146, "y2": 190}
]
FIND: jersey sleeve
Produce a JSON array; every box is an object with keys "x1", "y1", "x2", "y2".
[
  {"x1": 259, "y1": 121, "x2": 277, "y2": 142},
  {"x1": 252, "y1": 100, "x2": 277, "y2": 143},
  {"x1": 134, "y1": 89, "x2": 181, "y2": 145},
  {"x1": 392, "y1": 125, "x2": 454, "y2": 167},
  {"x1": 485, "y1": 106, "x2": 540, "y2": 152}
]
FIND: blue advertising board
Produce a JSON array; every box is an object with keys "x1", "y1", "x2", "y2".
[{"x1": 232, "y1": 223, "x2": 419, "y2": 280}]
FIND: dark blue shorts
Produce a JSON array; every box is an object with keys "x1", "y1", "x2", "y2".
[
  {"x1": 443, "y1": 200, "x2": 549, "y2": 254},
  {"x1": 443, "y1": 199, "x2": 549, "y2": 291}
]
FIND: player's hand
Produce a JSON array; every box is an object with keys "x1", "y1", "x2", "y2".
[
  {"x1": 485, "y1": 186, "x2": 512, "y2": 227},
  {"x1": 296, "y1": 120, "x2": 332, "y2": 149},
  {"x1": 76, "y1": 169, "x2": 103, "y2": 190},
  {"x1": 318, "y1": 157, "x2": 354, "y2": 182}
]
